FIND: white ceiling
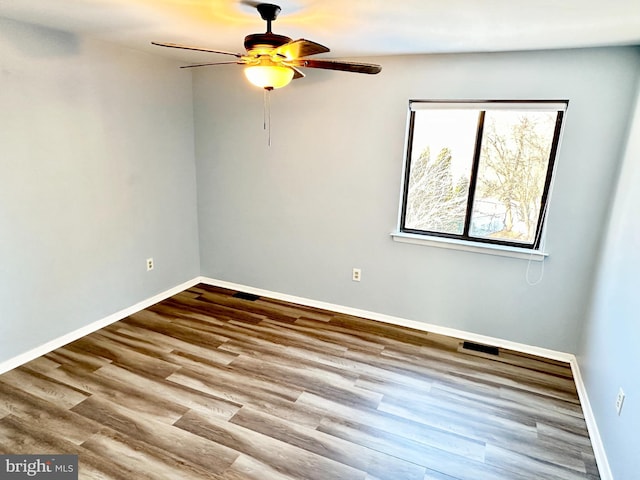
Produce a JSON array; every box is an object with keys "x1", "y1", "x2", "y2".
[{"x1": 1, "y1": 0, "x2": 639, "y2": 63}]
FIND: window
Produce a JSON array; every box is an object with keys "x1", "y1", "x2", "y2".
[{"x1": 398, "y1": 100, "x2": 567, "y2": 250}]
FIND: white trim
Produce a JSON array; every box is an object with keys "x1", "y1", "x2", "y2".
[
  {"x1": 409, "y1": 100, "x2": 569, "y2": 111},
  {"x1": 570, "y1": 358, "x2": 614, "y2": 480},
  {"x1": 0, "y1": 278, "x2": 201, "y2": 375},
  {"x1": 391, "y1": 231, "x2": 548, "y2": 261},
  {"x1": 200, "y1": 277, "x2": 570, "y2": 362}
]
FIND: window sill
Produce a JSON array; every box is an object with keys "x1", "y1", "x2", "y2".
[{"x1": 390, "y1": 232, "x2": 548, "y2": 261}]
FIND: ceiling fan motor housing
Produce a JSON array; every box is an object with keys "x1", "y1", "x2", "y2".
[{"x1": 244, "y1": 33, "x2": 292, "y2": 55}]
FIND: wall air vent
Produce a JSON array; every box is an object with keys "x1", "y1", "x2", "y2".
[
  {"x1": 232, "y1": 291, "x2": 261, "y2": 301},
  {"x1": 461, "y1": 341, "x2": 500, "y2": 356}
]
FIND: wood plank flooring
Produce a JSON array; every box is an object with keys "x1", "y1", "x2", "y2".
[{"x1": 0, "y1": 283, "x2": 601, "y2": 479}]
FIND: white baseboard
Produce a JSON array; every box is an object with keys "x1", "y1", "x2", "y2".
[
  {"x1": 199, "y1": 277, "x2": 573, "y2": 362},
  {"x1": 200, "y1": 276, "x2": 611, "y2": 480},
  {"x1": 570, "y1": 358, "x2": 613, "y2": 480},
  {"x1": 0, "y1": 278, "x2": 200, "y2": 375},
  {"x1": 0, "y1": 275, "x2": 611, "y2": 479}
]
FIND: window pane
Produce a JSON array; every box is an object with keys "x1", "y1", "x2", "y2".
[
  {"x1": 404, "y1": 110, "x2": 477, "y2": 234},
  {"x1": 470, "y1": 110, "x2": 557, "y2": 244}
]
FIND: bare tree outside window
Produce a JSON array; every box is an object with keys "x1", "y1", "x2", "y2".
[{"x1": 405, "y1": 146, "x2": 469, "y2": 234}]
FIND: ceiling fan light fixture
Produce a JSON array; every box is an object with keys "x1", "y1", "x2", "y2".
[
  {"x1": 154, "y1": 3, "x2": 381, "y2": 90},
  {"x1": 244, "y1": 64, "x2": 294, "y2": 89}
]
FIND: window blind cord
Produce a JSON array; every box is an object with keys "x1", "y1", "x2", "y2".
[{"x1": 525, "y1": 232, "x2": 546, "y2": 286}]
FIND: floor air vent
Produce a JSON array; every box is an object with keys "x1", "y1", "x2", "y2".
[
  {"x1": 461, "y1": 341, "x2": 500, "y2": 356},
  {"x1": 232, "y1": 291, "x2": 261, "y2": 301}
]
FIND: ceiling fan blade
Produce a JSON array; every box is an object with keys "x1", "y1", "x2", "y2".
[
  {"x1": 179, "y1": 62, "x2": 243, "y2": 69},
  {"x1": 272, "y1": 39, "x2": 330, "y2": 60},
  {"x1": 151, "y1": 42, "x2": 243, "y2": 58},
  {"x1": 290, "y1": 58, "x2": 382, "y2": 75},
  {"x1": 239, "y1": 0, "x2": 261, "y2": 7},
  {"x1": 291, "y1": 67, "x2": 305, "y2": 80}
]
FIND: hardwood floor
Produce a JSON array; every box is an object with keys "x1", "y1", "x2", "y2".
[{"x1": 0, "y1": 283, "x2": 600, "y2": 479}]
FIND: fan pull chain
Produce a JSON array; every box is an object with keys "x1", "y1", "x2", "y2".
[
  {"x1": 263, "y1": 88, "x2": 267, "y2": 130},
  {"x1": 264, "y1": 87, "x2": 273, "y2": 147}
]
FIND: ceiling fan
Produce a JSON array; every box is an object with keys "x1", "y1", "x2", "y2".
[{"x1": 152, "y1": 2, "x2": 382, "y2": 90}]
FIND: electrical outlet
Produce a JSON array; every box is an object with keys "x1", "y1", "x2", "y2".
[
  {"x1": 616, "y1": 388, "x2": 625, "y2": 416},
  {"x1": 352, "y1": 268, "x2": 361, "y2": 282},
  {"x1": 146, "y1": 258, "x2": 154, "y2": 271}
]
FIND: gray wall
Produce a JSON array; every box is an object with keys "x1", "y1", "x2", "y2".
[
  {"x1": 194, "y1": 47, "x2": 640, "y2": 353},
  {"x1": 579, "y1": 81, "x2": 640, "y2": 479},
  {"x1": 0, "y1": 18, "x2": 200, "y2": 364}
]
